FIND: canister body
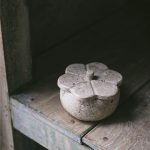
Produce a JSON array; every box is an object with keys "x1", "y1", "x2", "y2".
[{"x1": 60, "y1": 89, "x2": 120, "y2": 121}]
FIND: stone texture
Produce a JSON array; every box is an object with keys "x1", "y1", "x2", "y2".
[{"x1": 57, "y1": 62, "x2": 123, "y2": 121}]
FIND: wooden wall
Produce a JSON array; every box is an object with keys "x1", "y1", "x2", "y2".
[
  {"x1": 0, "y1": 22, "x2": 14, "y2": 150},
  {"x1": 1, "y1": 0, "x2": 32, "y2": 93},
  {"x1": 27, "y1": 0, "x2": 127, "y2": 80},
  {"x1": 28, "y1": 0, "x2": 127, "y2": 57},
  {"x1": 0, "y1": 0, "x2": 33, "y2": 149}
]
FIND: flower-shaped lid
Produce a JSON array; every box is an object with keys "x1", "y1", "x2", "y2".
[{"x1": 57, "y1": 62, "x2": 123, "y2": 99}]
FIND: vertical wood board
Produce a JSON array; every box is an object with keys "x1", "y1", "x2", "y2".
[
  {"x1": 1, "y1": 0, "x2": 32, "y2": 93},
  {"x1": 0, "y1": 22, "x2": 14, "y2": 150}
]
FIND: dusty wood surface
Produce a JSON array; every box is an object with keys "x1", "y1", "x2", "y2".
[
  {"x1": 11, "y1": 74, "x2": 98, "y2": 145},
  {"x1": 11, "y1": 100, "x2": 91, "y2": 150},
  {"x1": 82, "y1": 49, "x2": 150, "y2": 149},
  {"x1": 81, "y1": 23, "x2": 150, "y2": 148},
  {"x1": 10, "y1": 48, "x2": 150, "y2": 150},
  {"x1": 29, "y1": 0, "x2": 127, "y2": 56},
  {"x1": 83, "y1": 81, "x2": 150, "y2": 150},
  {"x1": 79, "y1": 28, "x2": 150, "y2": 149},
  {"x1": 11, "y1": 46, "x2": 150, "y2": 150},
  {"x1": 0, "y1": 22, "x2": 14, "y2": 150},
  {"x1": 1, "y1": 0, "x2": 32, "y2": 93}
]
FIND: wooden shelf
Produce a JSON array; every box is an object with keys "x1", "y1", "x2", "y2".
[
  {"x1": 83, "y1": 82, "x2": 150, "y2": 150},
  {"x1": 10, "y1": 5, "x2": 150, "y2": 149},
  {"x1": 2, "y1": 0, "x2": 150, "y2": 149},
  {"x1": 11, "y1": 74, "x2": 97, "y2": 149},
  {"x1": 11, "y1": 53, "x2": 150, "y2": 150}
]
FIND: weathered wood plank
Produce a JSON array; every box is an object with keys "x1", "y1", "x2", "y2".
[
  {"x1": 1, "y1": 0, "x2": 32, "y2": 93},
  {"x1": 80, "y1": 16, "x2": 150, "y2": 149},
  {"x1": 10, "y1": 37, "x2": 129, "y2": 149},
  {"x1": 0, "y1": 0, "x2": 36, "y2": 149},
  {"x1": 11, "y1": 43, "x2": 140, "y2": 148},
  {"x1": 11, "y1": 97, "x2": 91, "y2": 150},
  {"x1": 11, "y1": 50, "x2": 150, "y2": 150},
  {"x1": 82, "y1": 58, "x2": 150, "y2": 149},
  {"x1": 11, "y1": 46, "x2": 149, "y2": 150},
  {"x1": 0, "y1": 22, "x2": 14, "y2": 150},
  {"x1": 83, "y1": 81, "x2": 150, "y2": 150},
  {"x1": 29, "y1": 0, "x2": 127, "y2": 56},
  {"x1": 10, "y1": 74, "x2": 98, "y2": 145}
]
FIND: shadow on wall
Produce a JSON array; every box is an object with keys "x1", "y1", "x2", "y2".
[{"x1": 27, "y1": 0, "x2": 127, "y2": 56}]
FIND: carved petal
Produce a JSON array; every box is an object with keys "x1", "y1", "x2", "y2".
[
  {"x1": 57, "y1": 73, "x2": 84, "y2": 90},
  {"x1": 100, "y1": 69, "x2": 123, "y2": 86},
  {"x1": 70, "y1": 82, "x2": 94, "y2": 99},
  {"x1": 91, "y1": 80, "x2": 118, "y2": 99},
  {"x1": 65, "y1": 64, "x2": 86, "y2": 76},
  {"x1": 86, "y1": 62, "x2": 108, "y2": 76}
]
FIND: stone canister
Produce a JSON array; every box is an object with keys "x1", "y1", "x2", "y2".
[{"x1": 57, "y1": 62, "x2": 123, "y2": 121}]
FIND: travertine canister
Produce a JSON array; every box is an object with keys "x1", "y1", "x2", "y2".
[{"x1": 57, "y1": 62, "x2": 123, "y2": 121}]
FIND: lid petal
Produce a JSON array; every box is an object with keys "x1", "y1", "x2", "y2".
[
  {"x1": 70, "y1": 82, "x2": 94, "y2": 99},
  {"x1": 91, "y1": 80, "x2": 118, "y2": 99},
  {"x1": 100, "y1": 69, "x2": 123, "y2": 86},
  {"x1": 65, "y1": 64, "x2": 86, "y2": 76},
  {"x1": 86, "y1": 62, "x2": 108, "y2": 76},
  {"x1": 57, "y1": 73, "x2": 84, "y2": 90}
]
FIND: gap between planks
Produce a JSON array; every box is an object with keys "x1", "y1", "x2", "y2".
[
  {"x1": 82, "y1": 56, "x2": 150, "y2": 149},
  {"x1": 83, "y1": 80, "x2": 150, "y2": 150},
  {"x1": 11, "y1": 48, "x2": 150, "y2": 150},
  {"x1": 10, "y1": 74, "x2": 99, "y2": 145}
]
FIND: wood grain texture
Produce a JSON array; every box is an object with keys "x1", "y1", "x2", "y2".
[
  {"x1": 11, "y1": 97, "x2": 91, "y2": 150},
  {"x1": 29, "y1": 0, "x2": 127, "y2": 56},
  {"x1": 0, "y1": 22, "x2": 14, "y2": 150},
  {"x1": 83, "y1": 81, "x2": 150, "y2": 150},
  {"x1": 11, "y1": 47, "x2": 150, "y2": 150},
  {"x1": 82, "y1": 57, "x2": 150, "y2": 149},
  {"x1": 81, "y1": 21, "x2": 150, "y2": 149},
  {"x1": 10, "y1": 74, "x2": 98, "y2": 145},
  {"x1": 1, "y1": 0, "x2": 32, "y2": 93}
]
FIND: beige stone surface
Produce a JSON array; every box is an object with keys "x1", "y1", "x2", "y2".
[{"x1": 58, "y1": 62, "x2": 123, "y2": 121}]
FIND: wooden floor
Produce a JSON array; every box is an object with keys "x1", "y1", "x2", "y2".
[{"x1": 12, "y1": 1, "x2": 150, "y2": 150}]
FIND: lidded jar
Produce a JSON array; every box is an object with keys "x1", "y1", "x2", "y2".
[{"x1": 57, "y1": 62, "x2": 123, "y2": 121}]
